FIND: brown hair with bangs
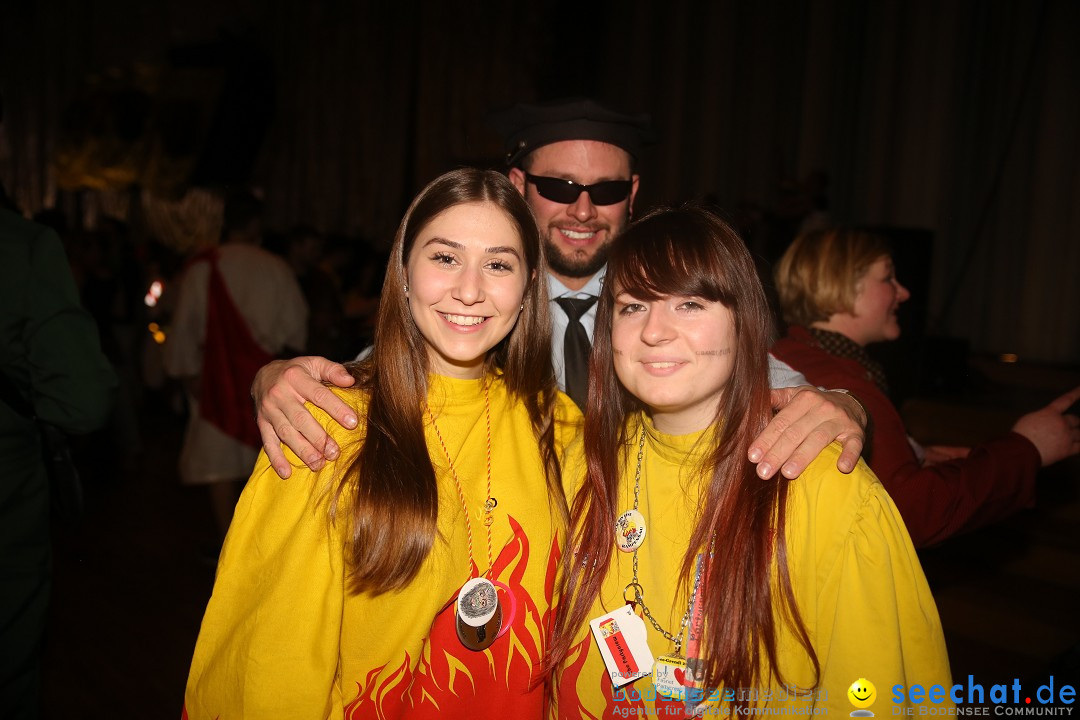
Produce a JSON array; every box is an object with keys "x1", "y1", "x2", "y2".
[
  {"x1": 548, "y1": 205, "x2": 817, "y2": 703},
  {"x1": 775, "y1": 228, "x2": 892, "y2": 327},
  {"x1": 333, "y1": 167, "x2": 565, "y2": 594}
]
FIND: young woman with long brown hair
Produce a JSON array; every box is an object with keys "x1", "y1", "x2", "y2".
[
  {"x1": 550, "y1": 207, "x2": 952, "y2": 715},
  {"x1": 183, "y1": 168, "x2": 580, "y2": 719}
]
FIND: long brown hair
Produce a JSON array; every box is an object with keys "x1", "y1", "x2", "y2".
[
  {"x1": 333, "y1": 168, "x2": 565, "y2": 593},
  {"x1": 549, "y1": 206, "x2": 817, "y2": 699}
]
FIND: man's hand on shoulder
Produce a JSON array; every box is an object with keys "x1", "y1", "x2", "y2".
[
  {"x1": 749, "y1": 386, "x2": 868, "y2": 480},
  {"x1": 252, "y1": 357, "x2": 357, "y2": 478}
]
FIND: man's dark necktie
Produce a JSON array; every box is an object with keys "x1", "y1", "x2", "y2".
[{"x1": 555, "y1": 296, "x2": 597, "y2": 409}]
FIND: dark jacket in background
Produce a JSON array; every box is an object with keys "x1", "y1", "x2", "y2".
[{"x1": 0, "y1": 209, "x2": 116, "y2": 719}]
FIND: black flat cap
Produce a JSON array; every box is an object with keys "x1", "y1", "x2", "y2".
[{"x1": 489, "y1": 98, "x2": 656, "y2": 167}]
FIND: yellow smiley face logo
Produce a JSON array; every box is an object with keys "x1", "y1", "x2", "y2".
[{"x1": 848, "y1": 678, "x2": 877, "y2": 709}]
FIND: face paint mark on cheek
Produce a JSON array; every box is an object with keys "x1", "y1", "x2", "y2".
[{"x1": 695, "y1": 348, "x2": 733, "y2": 357}]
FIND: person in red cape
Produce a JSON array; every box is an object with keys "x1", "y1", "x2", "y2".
[{"x1": 164, "y1": 190, "x2": 307, "y2": 542}]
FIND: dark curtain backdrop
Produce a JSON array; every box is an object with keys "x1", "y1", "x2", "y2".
[{"x1": 2, "y1": 0, "x2": 1077, "y2": 364}]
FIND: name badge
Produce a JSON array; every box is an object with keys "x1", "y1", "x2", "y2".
[{"x1": 589, "y1": 604, "x2": 653, "y2": 687}]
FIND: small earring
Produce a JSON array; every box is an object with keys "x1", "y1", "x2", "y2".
[
  {"x1": 520, "y1": 303, "x2": 524, "y2": 311},
  {"x1": 403, "y1": 283, "x2": 409, "y2": 293}
]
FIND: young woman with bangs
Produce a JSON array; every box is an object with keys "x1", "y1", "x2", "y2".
[
  {"x1": 183, "y1": 169, "x2": 581, "y2": 719},
  {"x1": 549, "y1": 207, "x2": 952, "y2": 716}
]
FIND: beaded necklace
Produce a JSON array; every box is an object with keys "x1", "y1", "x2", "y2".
[{"x1": 427, "y1": 381, "x2": 501, "y2": 651}]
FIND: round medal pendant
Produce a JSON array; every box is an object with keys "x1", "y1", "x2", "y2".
[
  {"x1": 456, "y1": 578, "x2": 503, "y2": 651},
  {"x1": 615, "y1": 509, "x2": 647, "y2": 552}
]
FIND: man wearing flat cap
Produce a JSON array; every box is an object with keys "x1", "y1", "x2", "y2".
[
  {"x1": 489, "y1": 99, "x2": 654, "y2": 407},
  {"x1": 249, "y1": 98, "x2": 868, "y2": 482}
]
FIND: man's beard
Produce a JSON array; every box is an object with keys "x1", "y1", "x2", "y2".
[
  {"x1": 543, "y1": 214, "x2": 629, "y2": 279},
  {"x1": 544, "y1": 234, "x2": 611, "y2": 279}
]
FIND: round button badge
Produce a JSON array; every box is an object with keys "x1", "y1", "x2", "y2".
[{"x1": 615, "y1": 509, "x2": 647, "y2": 552}]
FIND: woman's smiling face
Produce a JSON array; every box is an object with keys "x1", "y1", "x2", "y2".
[
  {"x1": 405, "y1": 201, "x2": 528, "y2": 379},
  {"x1": 845, "y1": 256, "x2": 910, "y2": 345},
  {"x1": 610, "y1": 289, "x2": 737, "y2": 435}
]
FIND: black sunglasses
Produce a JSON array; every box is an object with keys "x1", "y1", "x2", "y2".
[{"x1": 524, "y1": 173, "x2": 633, "y2": 206}]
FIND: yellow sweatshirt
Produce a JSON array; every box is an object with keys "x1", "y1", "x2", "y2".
[
  {"x1": 184, "y1": 374, "x2": 582, "y2": 719},
  {"x1": 558, "y1": 412, "x2": 952, "y2": 717}
]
